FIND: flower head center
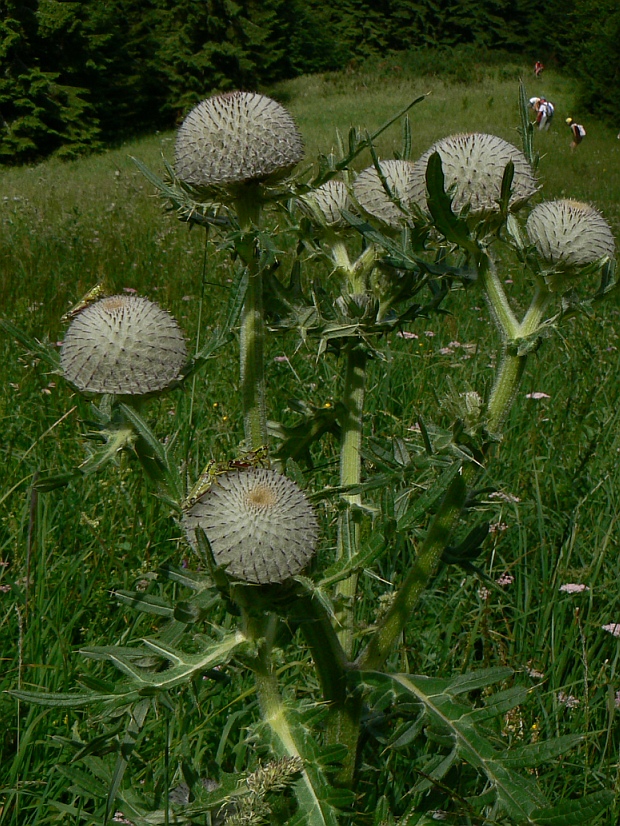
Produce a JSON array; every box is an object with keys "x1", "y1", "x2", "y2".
[{"x1": 247, "y1": 484, "x2": 277, "y2": 508}]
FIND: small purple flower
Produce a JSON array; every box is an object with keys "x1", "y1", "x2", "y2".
[
  {"x1": 438, "y1": 347, "x2": 454, "y2": 355},
  {"x1": 397, "y1": 330, "x2": 418, "y2": 340},
  {"x1": 274, "y1": 355, "x2": 290, "y2": 363},
  {"x1": 496, "y1": 573, "x2": 514, "y2": 587},
  {"x1": 559, "y1": 583, "x2": 589, "y2": 593},
  {"x1": 525, "y1": 392, "x2": 551, "y2": 400},
  {"x1": 557, "y1": 691, "x2": 580, "y2": 708},
  {"x1": 489, "y1": 521, "x2": 508, "y2": 534},
  {"x1": 424, "y1": 330, "x2": 435, "y2": 337}
]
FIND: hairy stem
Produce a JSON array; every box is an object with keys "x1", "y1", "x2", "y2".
[
  {"x1": 236, "y1": 189, "x2": 267, "y2": 450},
  {"x1": 335, "y1": 343, "x2": 367, "y2": 658},
  {"x1": 486, "y1": 284, "x2": 552, "y2": 435}
]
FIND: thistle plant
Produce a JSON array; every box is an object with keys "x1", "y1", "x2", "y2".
[{"x1": 9, "y1": 84, "x2": 619, "y2": 826}]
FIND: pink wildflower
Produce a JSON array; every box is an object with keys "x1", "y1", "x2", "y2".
[
  {"x1": 557, "y1": 691, "x2": 580, "y2": 708},
  {"x1": 489, "y1": 491, "x2": 521, "y2": 503},
  {"x1": 525, "y1": 392, "x2": 551, "y2": 400},
  {"x1": 496, "y1": 573, "x2": 514, "y2": 587},
  {"x1": 559, "y1": 583, "x2": 589, "y2": 593},
  {"x1": 438, "y1": 347, "x2": 454, "y2": 355},
  {"x1": 602, "y1": 624, "x2": 620, "y2": 637},
  {"x1": 424, "y1": 330, "x2": 435, "y2": 337},
  {"x1": 489, "y1": 521, "x2": 508, "y2": 534},
  {"x1": 274, "y1": 355, "x2": 290, "y2": 363},
  {"x1": 123, "y1": 287, "x2": 137, "y2": 294},
  {"x1": 397, "y1": 330, "x2": 418, "y2": 340}
]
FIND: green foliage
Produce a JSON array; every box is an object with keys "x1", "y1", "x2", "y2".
[
  {"x1": 2, "y1": 70, "x2": 620, "y2": 826},
  {"x1": 3, "y1": 0, "x2": 620, "y2": 163}
]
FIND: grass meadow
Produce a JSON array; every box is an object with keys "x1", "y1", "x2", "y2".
[{"x1": 2, "y1": 53, "x2": 620, "y2": 824}]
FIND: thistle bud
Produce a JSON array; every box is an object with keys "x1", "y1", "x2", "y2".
[
  {"x1": 526, "y1": 200, "x2": 615, "y2": 271},
  {"x1": 298, "y1": 179, "x2": 351, "y2": 228},
  {"x1": 61, "y1": 295, "x2": 187, "y2": 395},
  {"x1": 183, "y1": 468, "x2": 318, "y2": 585},
  {"x1": 411, "y1": 133, "x2": 537, "y2": 215},
  {"x1": 353, "y1": 160, "x2": 416, "y2": 227},
  {"x1": 174, "y1": 92, "x2": 304, "y2": 189}
]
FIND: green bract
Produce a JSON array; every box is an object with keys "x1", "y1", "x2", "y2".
[
  {"x1": 353, "y1": 159, "x2": 416, "y2": 227},
  {"x1": 411, "y1": 132, "x2": 537, "y2": 215},
  {"x1": 183, "y1": 468, "x2": 319, "y2": 585},
  {"x1": 60, "y1": 295, "x2": 187, "y2": 395},
  {"x1": 526, "y1": 199, "x2": 615, "y2": 270},
  {"x1": 174, "y1": 91, "x2": 304, "y2": 189}
]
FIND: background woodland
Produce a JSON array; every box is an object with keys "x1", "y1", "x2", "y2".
[{"x1": 1, "y1": 0, "x2": 619, "y2": 164}]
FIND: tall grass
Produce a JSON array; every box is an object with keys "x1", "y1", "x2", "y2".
[{"x1": 2, "y1": 54, "x2": 620, "y2": 824}]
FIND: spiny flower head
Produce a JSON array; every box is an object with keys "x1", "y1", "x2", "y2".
[
  {"x1": 61, "y1": 295, "x2": 187, "y2": 395},
  {"x1": 353, "y1": 160, "x2": 417, "y2": 227},
  {"x1": 298, "y1": 179, "x2": 351, "y2": 227},
  {"x1": 410, "y1": 133, "x2": 537, "y2": 215},
  {"x1": 174, "y1": 91, "x2": 304, "y2": 189},
  {"x1": 526, "y1": 199, "x2": 615, "y2": 271},
  {"x1": 183, "y1": 468, "x2": 318, "y2": 584}
]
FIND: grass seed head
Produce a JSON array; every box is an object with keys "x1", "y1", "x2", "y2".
[
  {"x1": 183, "y1": 468, "x2": 318, "y2": 585},
  {"x1": 353, "y1": 159, "x2": 416, "y2": 227},
  {"x1": 526, "y1": 199, "x2": 615, "y2": 271},
  {"x1": 411, "y1": 132, "x2": 537, "y2": 215},
  {"x1": 174, "y1": 91, "x2": 304, "y2": 189},
  {"x1": 60, "y1": 295, "x2": 187, "y2": 395}
]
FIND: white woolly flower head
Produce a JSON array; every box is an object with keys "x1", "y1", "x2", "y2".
[
  {"x1": 410, "y1": 133, "x2": 537, "y2": 216},
  {"x1": 526, "y1": 200, "x2": 615, "y2": 271},
  {"x1": 174, "y1": 91, "x2": 304, "y2": 189},
  {"x1": 353, "y1": 160, "x2": 417, "y2": 227},
  {"x1": 298, "y1": 179, "x2": 351, "y2": 228},
  {"x1": 61, "y1": 295, "x2": 187, "y2": 395},
  {"x1": 183, "y1": 468, "x2": 319, "y2": 585}
]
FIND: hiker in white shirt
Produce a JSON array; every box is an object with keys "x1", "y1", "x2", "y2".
[{"x1": 537, "y1": 99, "x2": 554, "y2": 131}]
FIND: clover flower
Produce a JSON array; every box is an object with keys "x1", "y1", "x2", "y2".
[
  {"x1": 183, "y1": 468, "x2": 318, "y2": 584},
  {"x1": 526, "y1": 200, "x2": 615, "y2": 271},
  {"x1": 353, "y1": 160, "x2": 417, "y2": 227},
  {"x1": 60, "y1": 295, "x2": 187, "y2": 395},
  {"x1": 410, "y1": 133, "x2": 537, "y2": 215},
  {"x1": 174, "y1": 91, "x2": 304, "y2": 189}
]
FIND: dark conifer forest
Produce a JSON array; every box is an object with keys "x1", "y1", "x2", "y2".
[{"x1": 1, "y1": 0, "x2": 618, "y2": 164}]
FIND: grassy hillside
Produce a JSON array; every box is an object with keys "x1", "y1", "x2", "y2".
[{"x1": 2, "y1": 58, "x2": 620, "y2": 825}]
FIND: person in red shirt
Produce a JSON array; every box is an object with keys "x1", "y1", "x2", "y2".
[{"x1": 535, "y1": 61, "x2": 544, "y2": 78}]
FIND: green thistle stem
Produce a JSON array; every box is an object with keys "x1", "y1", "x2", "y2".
[
  {"x1": 235, "y1": 188, "x2": 267, "y2": 450},
  {"x1": 486, "y1": 284, "x2": 552, "y2": 435},
  {"x1": 477, "y1": 253, "x2": 520, "y2": 340},
  {"x1": 335, "y1": 343, "x2": 367, "y2": 658}
]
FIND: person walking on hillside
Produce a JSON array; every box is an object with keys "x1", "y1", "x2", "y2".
[
  {"x1": 537, "y1": 98, "x2": 554, "y2": 131},
  {"x1": 535, "y1": 60, "x2": 544, "y2": 78},
  {"x1": 566, "y1": 117, "x2": 586, "y2": 149}
]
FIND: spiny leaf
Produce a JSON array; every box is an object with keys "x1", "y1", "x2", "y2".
[
  {"x1": 530, "y1": 790, "x2": 614, "y2": 825},
  {"x1": 425, "y1": 152, "x2": 476, "y2": 253},
  {"x1": 501, "y1": 734, "x2": 583, "y2": 768}
]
